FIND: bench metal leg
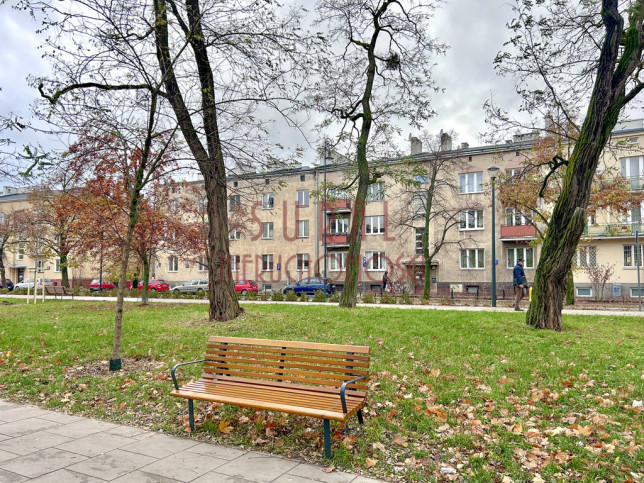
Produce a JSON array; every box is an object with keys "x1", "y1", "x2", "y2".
[
  {"x1": 188, "y1": 399, "x2": 195, "y2": 432},
  {"x1": 323, "y1": 419, "x2": 331, "y2": 458},
  {"x1": 357, "y1": 409, "x2": 364, "y2": 425}
]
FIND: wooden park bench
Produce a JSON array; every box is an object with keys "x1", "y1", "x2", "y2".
[
  {"x1": 45, "y1": 285, "x2": 73, "y2": 300},
  {"x1": 170, "y1": 336, "x2": 371, "y2": 457}
]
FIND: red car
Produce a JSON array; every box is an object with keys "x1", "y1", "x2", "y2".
[
  {"x1": 89, "y1": 279, "x2": 115, "y2": 291},
  {"x1": 234, "y1": 280, "x2": 258, "y2": 295},
  {"x1": 138, "y1": 279, "x2": 170, "y2": 292}
]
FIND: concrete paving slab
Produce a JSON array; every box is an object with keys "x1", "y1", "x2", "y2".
[
  {"x1": 120, "y1": 433, "x2": 199, "y2": 459},
  {"x1": 351, "y1": 477, "x2": 384, "y2": 483},
  {"x1": 104, "y1": 425, "x2": 153, "y2": 440},
  {"x1": 191, "y1": 473, "x2": 257, "y2": 483},
  {"x1": 0, "y1": 448, "x2": 87, "y2": 478},
  {"x1": 36, "y1": 411, "x2": 85, "y2": 425},
  {"x1": 0, "y1": 449, "x2": 19, "y2": 464},
  {"x1": 139, "y1": 451, "x2": 228, "y2": 482},
  {"x1": 0, "y1": 418, "x2": 61, "y2": 438},
  {"x1": 0, "y1": 468, "x2": 28, "y2": 483},
  {"x1": 185, "y1": 442, "x2": 246, "y2": 461},
  {"x1": 66, "y1": 449, "x2": 156, "y2": 481},
  {"x1": 55, "y1": 432, "x2": 139, "y2": 457},
  {"x1": 0, "y1": 407, "x2": 53, "y2": 423},
  {"x1": 111, "y1": 470, "x2": 181, "y2": 483},
  {"x1": 45, "y1": 419, "x2": 118, "y2": 439},
  {"x1": 286, "y1": 463, "x2": 357, "y2": 483},
  {"x1": 0, "y1": 432, "x2": 73, "y2": 456},
  {"x1": 273, "y1": 475, "x2": 328, "y2": 483},
  {"x1": 28, "y1": 468, "x2": 105, "y2": 482},
  {"x1": 215, "y1": 453, "x2": 299, "y2": 483}
]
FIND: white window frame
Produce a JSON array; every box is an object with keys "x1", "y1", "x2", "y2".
[
  {"x1": 262, "y1": 193, "x2": 274, "y2": 210},
  {"x1": 366, "y1": 182, "x2": 385, "y2": 201},
  {"x1": 413, "y1": 193, "x2": 426, "y2": 218},
  {"x1": 329, "y1": 217, "x2": 349, "y2": 235},
  {"x1": 366, "y1": 251, "x2": 386, "y2": 271},
  {"x1": 0, "y1": 213, "x2": 4, "y2": 224},
  {"x1": 329, "y1": 252, "x2": 347, "y2": 271},
  {"x1": 297, "y1": 190, "x2": 309, "y2": 206},
  {"x1": 16, "y1": 241, "x2": 24, "y2": 261},
  {"x1": 458, "y1": 172, "x2": 483, "y2": 194},
  {"x1": 460, "y1": 248, "x2": 485, "y2": 269},
  {"x1": 168, "y1": 256, "x2": 179, "y2": 273},
  {"x1": 365, "y1": 215, "x2": 385, "y2": 235},
  {"x1": 506, "y1": 247, "x2": 534, "y2": 269},
  {"x1": 575, "y1": 246, "x2": 596, "y2": 268},
  {"x1": 169, "y1": 200, "x2": 179, "y2": 213},
  {"x1": 262, "y1": 254, "x2": 274, "y2": 272},
  {"x1": 296, "y1": 253, "x2": 309, "y2": 271},
  {"x1": 415, "y1": 227, "x2": 425, "y2": 255},
  {"x1": 459, "y1": 210, "x2": 484, "y2": 230},
  {"x1": 262, "y1": 222, "x2": 274, "y2": 240},
  {"x1": 328, "y1": 188, "x2": 349, "y2": 200},
  {"x1": 230, "y1": 255, "x2": 240, "y2": 272},
  {"x1": 504, "y1": 208, "x2": 531, "y2": 226},
  {"x1": 54, "y1": 258, "x2": 62, "y2": 273},
  {"x1": 196, "y1": 256, "x2": 207, "y2": 272},
  {"x1": 297, "y1": 220, "x2": 309, "y2": 238},
  {"x1": 631, "y1": 287, "x2": 644, "y2": 297},
  {"x1": 229, "y1": 228, "x2": 241, "y2": 240},
  {"x1": 229, "y1": 195, "x2": 241, "y2": 211},
  {"x1": 623, "y1": 245, "x2": 644, "y2": 267},
  {"x1": 37, "y1": 260, "x2": 44, "y2": 271},
  {"x1": 576, "y1": 287, "x2": 592, "y2": 297}
]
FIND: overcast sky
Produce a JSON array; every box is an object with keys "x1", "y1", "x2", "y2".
[{"x1": 0, "y1": 0, "x2": 519, "y2": 175}]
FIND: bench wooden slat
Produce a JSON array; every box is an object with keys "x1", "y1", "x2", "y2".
[
  {"x1": 208, "y1": 336, "x2": 370, "y2": 354},
  {"x1": 207, "y1": 344, "x2": 370, "y2": 361},
  {"x1": 205, "y1": 350, "x2": 370, "y2": 368},
  {"x1": 204, "y1": 360, "x2": 369, "y2": 377},
  {"x1": 201, "y1": 367, "x2": 367, "y2": 388}
]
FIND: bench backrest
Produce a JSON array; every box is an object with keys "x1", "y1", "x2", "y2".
[
  {"x1": 46, "y1": 286, "x2": 65, "y2": 294},
  {"x1": 205, "y1": 336, "x2": 370, "y2": 391}
]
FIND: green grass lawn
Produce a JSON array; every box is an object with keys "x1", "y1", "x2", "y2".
[{"x1": 0, "y1": 300, "x2": 642, "y2": 481}]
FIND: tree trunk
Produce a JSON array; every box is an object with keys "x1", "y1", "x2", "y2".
[
  {"x1": 0, "y1": 247, "x2": 6, "y2": 290},
  {"x1": 141, "y1": 254, "x2": 150, "y2": 305},
  {"x1": 565, "y1": 270, "x2": 575, "y2": 305},
  {"x1": 60, "y1": 251, "x2": 70, "y2": 288},
  {"x1": 422, "y1": 175, "x2": 436, "y2": 299}
]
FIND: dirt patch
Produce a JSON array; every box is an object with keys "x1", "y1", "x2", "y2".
[
  {"x1": 1, "y1": 301, "x2": 14, "y2": 305},
  {"x1": 63, "y1": 357, "x2": 166, "y2": 380}
]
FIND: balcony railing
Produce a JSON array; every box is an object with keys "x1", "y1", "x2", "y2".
[
  {"x1": 584, "y1": 223, "x2": 642, "y2": 237},
  {"x1": 323, "y1": 200, "x2": 351, "y2": 211},
  {"x1": 500, "y1": 224, "x2": 537, "y2": 239},
  {"x1": 326, "y1": 234, "x2": 349, "y2": 245},
  {"x1": 624, "y1": 176, "x2": 644, "y2": 190}
]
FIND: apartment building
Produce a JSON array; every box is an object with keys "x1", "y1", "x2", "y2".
[{"x1": 3, "y1": 120, "x2": 644, "y2": 299}]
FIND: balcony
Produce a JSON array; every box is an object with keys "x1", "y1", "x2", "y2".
[
  {"x1": 500, "y1": 224, "x2": 537, "y2": 240},
  {"x1": 584, "y1": 223, "x2": 642, "y2": 237},
  {"x1": 625, "y1": 176, "x2": 644, "y2": 190},
  {"x1": 323, "y1": 200, "x2": 351, "y2": 212},
  {"x1": 325, "y1": 234, "x2": 349, "y2": 246}
]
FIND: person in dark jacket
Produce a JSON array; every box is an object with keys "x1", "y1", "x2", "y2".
[
  {"x1": 382, "y1": 271, "x2": 389, "y2": 296},
  {"x1": 513, "y1": 259, "x2": 527, "y2": 311}
]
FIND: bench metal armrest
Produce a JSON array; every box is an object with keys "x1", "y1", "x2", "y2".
[
  {"x1": 171, "y1": 359, "x2": 206, "y2": 390},
  {"x1": 339, "y1": 375, "x2": 369, "y2": 414}
]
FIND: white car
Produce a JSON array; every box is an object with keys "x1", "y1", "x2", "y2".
[{"x1": 14, "y1": 278, "x2": 54, "y2": 290}]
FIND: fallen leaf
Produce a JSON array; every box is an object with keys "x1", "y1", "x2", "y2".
[
  {"x1": 393, "y1": 433, "x2": 408, "y2": 447},
  {"x1": 365, "y1": 457, "x2": 377, "y2": 468}
]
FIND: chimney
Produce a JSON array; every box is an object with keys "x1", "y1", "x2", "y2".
[
  {"x1": 409, "y1": 136, "x2": 422, "y2": 155},
  {"x1": 461, "y1": 142, "x2": 469, "y2": 149},
  {"x1": 440, "y1": 131, "x2": 452, "y2": 152}
]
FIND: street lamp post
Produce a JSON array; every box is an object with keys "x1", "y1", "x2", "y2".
[
  {"x1": 487, "y1": 164, "x2": 500, "y2": 307},
  {"x1": 323, "y1": 148, "x2": 332, "y2": 278}
]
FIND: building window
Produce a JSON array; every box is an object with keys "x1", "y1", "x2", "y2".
[
  {"x1": 297, "y1": 190, "x2": 309, "y2": 206},
  {"x1": 229, "y1": 228, "x2": 241, "y2": 240},
  {"x1": 229, "y1": 195, "x2": 241, "y2": 211},
  {"x1": 262, "y1": 193, "x2": 274, "y2": 210},
  {"x1": 366, "y1": 182, "x2": 385, "y2": 201},
  {"x1": 297, "y1": 220, "x2": 309, "y2": 238},
  {"x1": 329, "y1": 252, "x2": 347, "y2": 271},
  {"x1": 37, "y1": 260, "x2": 44, "y2": 271},
  {"x1": 230, "y1": 255, "x2": 240, "y2": 272},
  {"x1": 414, "y1": 174, "x2": 429, "y2": 183},
  {"x1": 262, "y1": 254, "x2": 273, "y2": 271},
  {"x1": 265, "y1": 178, "x2": 270, "y2": 185},
  {"x1": 576, "y1": 246, "x2": 597, "y2": 268},
  {"x1": 624, "y1": 245, "x2": 644, "y2": 267},
  {"x1": 415, "y1": 227, "x2": 425, "y2": 255},
  {"x1": 168, "y1": 256, "x2": 179, "y2": 272},
  {"x1": 576, "y1": 287, "x2": 592, "y2": 297},
  {"x1": 54, "y1": 259, "x2": 62, "y2": 272},
  {"x1": 366, "y1": 251, "x2": 386, "y2": 271},
  {"x1": 459, "y1": 210, "x2": 484, "y2": 230},
  {"x1": 505, "y1": 208, "x2": 531, "y2": 226},
  {"x1": 458, "y1": 172, "x2": 483, "y2": 194},
  {"x1": 233, "y1": 181, "x2": 238, "y2": 187},
  {"x1": 262, "y1": 222, "x2": 274, "y2": 239},
  {"x1": 460, "y1": 248, "x2": 484, "y2": 269},
  {"x1": 197, "y1": 198, "x2": 207, "y2": 213},
  {"x1": 169, "y1": 200, "x2": 179, "y2": 213},
  {"x1": 631, "y1": 288, "x2": 644, "y2": 297},
  {"x1": 329, "y1": 188, "x2": 349, "y2": 199},
  {"x1": 507, "y1": 247, "x2": 534, "y2": 269},
  {"x1": 16, "y1": 241, "x2": 24, "y2": 261},
  {"x1": 196, "y1": 256, "x2": 207, "y2": 272},
  {"x1": 365, "y1": 215, "x2": 385, "y2": 235},
  {"x1": 329, "y1": 217, "x2": 349, "y2": 234},
  {"x1": 0, "y1": 213, "x2": 4, "y2": 224},
  {"x1": 296, "y1": 253, "x2": 309, "y2": 271},
  {"x1": 300, "y1": 174, "x2": 306, "y2": 182},
  {"x1": 413, "y1": 193, "x2": 426, "y2": 218}
]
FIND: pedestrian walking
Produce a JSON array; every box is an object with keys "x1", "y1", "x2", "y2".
[
  {"x1": 513, "y1": 258, "x2": 527, "y2": 311},
  {"x1": 382, "y1": 271, "x2": 389, "y2": 296}
]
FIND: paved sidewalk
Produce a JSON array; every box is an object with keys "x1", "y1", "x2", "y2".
[{"x1": 0, "y1": 400, "x2": 383, "y2": 483}]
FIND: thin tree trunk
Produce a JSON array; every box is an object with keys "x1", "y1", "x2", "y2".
[
  {"x1": 422, "y1": 175, "x2": 436, "y2": 299},
  {"x1": 60, "y1": 251, "x2": 70, "y2": 288},
  {"x1": 141, "y1": 254, "x2": 150, "y2": 305},
  {"x1": 0, "y1": 246, "x2": 6, "y2": 290}
]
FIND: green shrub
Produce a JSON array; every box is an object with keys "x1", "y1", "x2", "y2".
[
  {"x1": 401, "y1": 291, "x2": 412, "y2": 305},
  {"x1": 361, "y1": 291, "x2": 376, "y2": 304},
  {"x1": 247, "y1": 290, "x2": 258, "y2": 300},
  {"x1": 312, "y1": 290, "x2": 327, "y2": 302},
  {"x1": 172, "y1": 290, "x2": 181, "y2": 299},
  {"x1": 328, "y1": 292, "x2": 340, "y2": 303},
  {"x1": 271, "y1": 291, "x2": 284, "y2": 301},
  {"x1": 419, "y1": 297, "x2": 430, "y2": 305},
  {"x1": 259, "y1": 291, "x2": 270, "y2": 301},
  {"x1": 285, "y1": 290, "x2": 298, "y2": 301},
  {"x1": 380, "y1": 292, "x2": 396, "y2": 304},
  {"x1": 298, "y1": 292, "x2": 308, "y2": 302},
  {"x1": 0, "y1": 288, "x2": 10, "y2": 294}
]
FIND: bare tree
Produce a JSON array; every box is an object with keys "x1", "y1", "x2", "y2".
[
  {"x1": 490, "y1": 0, "x2": 644, "y2": 330},
  {"x1": 0, "y1": 209, "x2": 24, "y2": 289},
  {"x1": 312, "y1": 0, "x2": 446, "y2": 307}
]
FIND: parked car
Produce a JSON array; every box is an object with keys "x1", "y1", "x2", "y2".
[
  {"x1": 172, "y1": 279, "x2": 208, "y2": 294},
  {"x1": 137, "y1": 279, "x2": 170, "y2": 291},
  {"x1": 0, "y1": 278, "x2": 14, "y2": 290},
  {"x1": 14, "y1": 278, "x2": 53, "y2": 290},
  {"x1": 282, "y1": 277, "x2": 335, "y2": 296},
  {"x1": 89, "y1": 279, "x2": 116, "y2": 291},
  {"x1": 234, "y1": 280, "x2": 258, "y2": 295}
]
